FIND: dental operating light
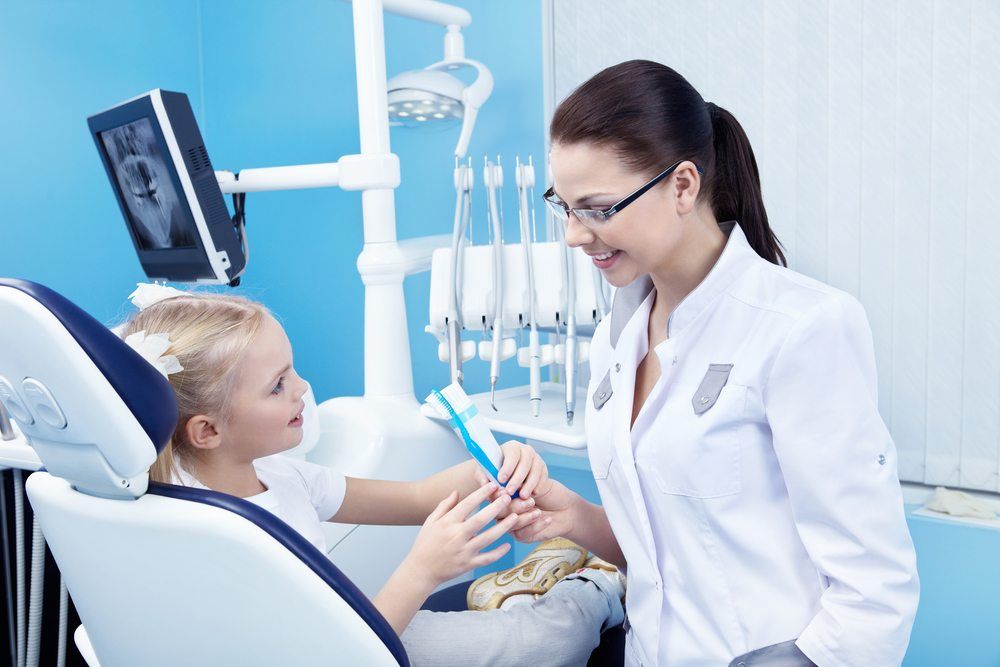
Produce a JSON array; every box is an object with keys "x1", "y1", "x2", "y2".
[{"x1": 387, "y1": 25, "x2": 493, "y2": 158}]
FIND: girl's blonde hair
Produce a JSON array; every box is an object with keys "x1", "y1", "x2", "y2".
[{"x1": 120, "y1": 293, "x2": 270, "y2": 483}]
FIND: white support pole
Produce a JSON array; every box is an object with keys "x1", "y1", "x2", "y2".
[{"x1": 351, "y1": 0, "x2": 415, "y2": 399}]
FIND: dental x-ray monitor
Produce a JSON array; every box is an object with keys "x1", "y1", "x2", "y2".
[{"x1": 88, "y1": 89, "x2": 246, "y2": 285}]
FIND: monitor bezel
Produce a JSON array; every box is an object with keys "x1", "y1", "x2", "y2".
[{"x1": 89, "y1": 90, "x2": 238, "y2": 284}]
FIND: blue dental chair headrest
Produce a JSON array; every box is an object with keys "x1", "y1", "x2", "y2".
[
  {"x1": 0, "y1": 277, "x2": 177, "y2": 449},
  {"x1": 0, "y1": 278, "x2": 176, "y2": 496}
]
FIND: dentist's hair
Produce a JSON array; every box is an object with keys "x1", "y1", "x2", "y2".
[
  {"x1": 550, "y1": 59, "x2": 786, "y2": 266},
  {"x1": 120, "y1": 293, "x2": 270, "y2": 483}
]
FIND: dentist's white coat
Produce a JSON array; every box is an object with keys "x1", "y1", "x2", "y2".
[{"x1": 585, "y1": 222, "x2": 919, "y2": 667}]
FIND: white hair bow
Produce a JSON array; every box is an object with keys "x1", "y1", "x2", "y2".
[
  {"x1": 128, "y1": 283, "x2": 188, "y2": 311},
  {"x1": 124, "y1": 330, "x2": 184, "y2": 378}
]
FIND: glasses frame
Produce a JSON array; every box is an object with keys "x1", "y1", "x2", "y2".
[{"x1": 543, "y1": 160, "x2": 703, "y2": 226}]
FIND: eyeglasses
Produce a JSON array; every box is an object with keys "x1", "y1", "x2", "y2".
[{"x1": 542, "y1": 160, "x2": 702, "y2": 228}]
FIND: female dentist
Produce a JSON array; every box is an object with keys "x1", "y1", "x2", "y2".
[{"x1": 509, "y1": 60, "x2": 919, "y2": 667}]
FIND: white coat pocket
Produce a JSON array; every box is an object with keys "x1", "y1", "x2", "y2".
[{"x1": 647, "y1": 383, "x2": 747, "y2": 498}]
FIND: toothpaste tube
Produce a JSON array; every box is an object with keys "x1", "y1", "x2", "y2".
[{"x1": 425, "y1": 382, "x2": 514, "y2": 496}]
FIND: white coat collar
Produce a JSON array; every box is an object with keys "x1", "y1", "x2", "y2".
[{"x1": 608, "y1": 220, "x2": 758, "y2": 348}]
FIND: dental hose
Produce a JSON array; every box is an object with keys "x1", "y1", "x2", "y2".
[
  {"x1": 57, "y1": 580, "x2": 67, "y2": 667},
  {"x1": 14, "y1": 469, "x2": 25, "y2": 667},
  {"x1": 1, "y1": 470, "x2": 15, "y2": 667},
  {"x1": 25, "y1": 518, "x2": 44, "y2": 667},
  {"x1": 565, "y1": 255, "x2": 577, "y2": 425},
  {"x1": 555, "y1": 220, "x2": 577, "y2": 425},
  {"x1": 516, "y1": 156, "x2": 542, "y2": 418},
  {"x1": 486, "y1": 159, "x2": 505, "y2": 410},
  {"x1": 448, "y1": 162, "x2": 471, "y2": 385}
]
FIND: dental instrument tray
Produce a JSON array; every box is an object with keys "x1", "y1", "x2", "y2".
[{"x1": 429, "y1": 242, "x2": 602, "y2": 335}]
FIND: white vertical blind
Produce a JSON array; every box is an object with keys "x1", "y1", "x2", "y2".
[{"x1": 549, "y1": 0, "x2": 1000, "y2": 492}]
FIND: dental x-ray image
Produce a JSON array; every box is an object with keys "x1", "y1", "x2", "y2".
[{"x1": 100, "y1": 118, "x2": 196, "y2": 250}]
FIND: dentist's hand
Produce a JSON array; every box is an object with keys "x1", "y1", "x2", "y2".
[
  {"x1": 512, "y1": 479, "x2": 579, "y2": 542},
  {"x1": 403, "y1": 481, "x2": 518, "y2": 587},
  {"x1": 489, "y1": 478, "x2": 580, "y2": 543}
]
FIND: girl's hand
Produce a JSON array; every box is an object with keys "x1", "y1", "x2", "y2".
[
  {"x1": 495, "y1": 441, "x2": 553, "y2": 499},
  {"x1": 403, "y1": 481, "x2": 518, "y2": 587}
]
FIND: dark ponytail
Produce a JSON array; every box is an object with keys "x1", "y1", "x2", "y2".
[
  {"x1": 551, "y1": 60, "x2": 786, "y2": 266},
  {"x1": 705, "y1": 103, "x2": 785, "y2": 265}
]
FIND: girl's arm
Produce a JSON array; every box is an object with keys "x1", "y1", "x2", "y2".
[
  {"x1": 330, "y1": 442, "x2": 549, "y2": 525},
  {"x1": 372, "y1": 482, "x2": 517, "y2": 635},
  {"x1": 330, "y1": 461, "x2": 481, "y2": 525}
]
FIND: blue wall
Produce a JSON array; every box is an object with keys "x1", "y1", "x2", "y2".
[
  {"x1": 0, "y1": 0, "x2": 205, "y2": 324},
  {"x1": 0, "y1": 0, "x2": 544, "y2": 402}
]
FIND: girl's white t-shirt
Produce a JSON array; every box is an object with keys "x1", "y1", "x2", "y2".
[{"x1": 172, "y1": 455, "x2": 347, "y2": 552}]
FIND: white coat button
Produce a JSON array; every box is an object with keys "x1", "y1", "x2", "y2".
[
  {"x1": 878, "y1": 454, "x2": 886, "y2": 465},
  {"x1": 672, "y1": 356, "x2": 678, "y2": 365},
  {"x1": 598, "y1": 391, "x2": 607, "y2": 399},
  {"x1": 615, "y1": 363, "x2": 621, "y2": 372},
  {"x1": 699, "y1": 396, "x2": 709, "y2": 405}
]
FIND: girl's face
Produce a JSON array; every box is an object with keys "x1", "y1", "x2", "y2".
[
  {"x1": 549, "y1": 141, "x2": 700, "y2": 288},
  {"x1": 223, "y1": 315, "x2": 309, "y2": 461}
]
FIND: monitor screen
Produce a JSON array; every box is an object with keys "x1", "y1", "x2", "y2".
[{"x1": 99, "y1": 118, "x2": 198, "y2": 251}]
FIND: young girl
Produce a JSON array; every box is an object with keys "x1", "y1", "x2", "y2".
[{"x1": 120, "y1": 287, "x2": 625, "y2": 667}]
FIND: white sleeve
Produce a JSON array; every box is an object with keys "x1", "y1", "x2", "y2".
[
  {"x1": 763, "y1": 293, "x2": 920, "y2": 667},
  {"x1": 281, "y1": 457, "x2": 347, "y2": 522}
]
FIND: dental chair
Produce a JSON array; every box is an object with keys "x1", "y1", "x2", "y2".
[
  {"x1": 0, "y1": 278, "x2": 408, "y2": 666},
  {"x1": 0, "y1": 277, "x2": 626, "y2": 666}
]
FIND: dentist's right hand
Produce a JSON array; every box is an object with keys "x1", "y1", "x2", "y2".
[{"x1": 404, "y1": 481, "x2": 519, "y2": 586}]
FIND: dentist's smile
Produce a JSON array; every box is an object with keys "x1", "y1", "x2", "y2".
[{"x1": 589, "y1": 249, "x2": 621, "y2": 270}]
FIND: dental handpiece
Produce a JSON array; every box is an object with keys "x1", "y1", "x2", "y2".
[
  {"x1": 557, "y1": 219, "x2": 578, "y2": 425},
  {"x1": 447, "y1": 158, "x2": 466, "y2": 384},
  {"x1": 516, "y1": 155, "x2": 542, "y2": 418},
  {"x1": 448, "y1": 160, "x2": 470, "y2": 385},
  {"x1": 485, "y1": 158, "x2": 505, "y2": 410}
]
